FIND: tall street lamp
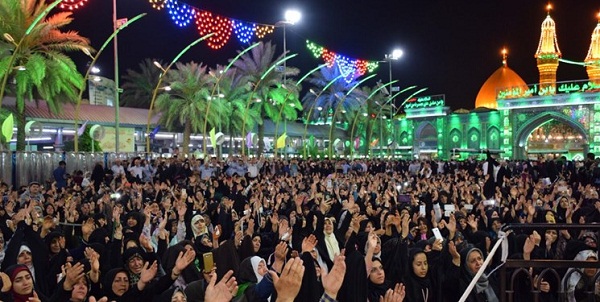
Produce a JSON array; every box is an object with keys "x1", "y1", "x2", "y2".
[
  {"x1": 382, "y1": 48, "x2": 403, "y2": 156},
  {"x1": 275, "y1": 9, "x2": 301, "y2": 83},
  {"x1": 382, "y1": 49, "x2": 403, "y2": 102}
]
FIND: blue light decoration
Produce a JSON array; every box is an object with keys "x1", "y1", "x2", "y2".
[
  {"x1": 233, "y1": 21, "x2": 256, "y2": 44},
  {"x1": 166, "y1": 0, "x2": 196, "y2": 28}
]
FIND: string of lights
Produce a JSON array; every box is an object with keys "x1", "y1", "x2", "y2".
[
  {"x1": 307, "y1": 40, "x2": 379, "y2": 83},
  {"x1": 155, "y1": 0, "x2": 275, "y2": 49}
]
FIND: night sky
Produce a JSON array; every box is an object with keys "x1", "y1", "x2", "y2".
[{"x1": 67, "y1": 0, "x2": 600, "y2": 110}]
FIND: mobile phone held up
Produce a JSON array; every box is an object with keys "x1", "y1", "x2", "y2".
[{"x1": 203, "y1": 252, "x2": 214, "y2": 273}]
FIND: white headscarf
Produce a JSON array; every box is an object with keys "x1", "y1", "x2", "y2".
[
  {"x1": 250, "y1": 256, "x2": 266, "y2": 283},
  {"x1": 18, "y1": 245, "x2": 35, "y2": 282},
  {"x1": 566, "y1": 250, "x2": 599, "y2": 302},
  {"x1": 191, "y1": 215, "x2": 208, "y2": 238}
]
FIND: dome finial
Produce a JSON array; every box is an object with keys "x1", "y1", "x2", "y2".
[
  {"x1": 502, "y1": 48, "x2": 508, "y2": 66},
  {"x1": 597, "y1": 11, "x2": 600, "y2": 23},
  {"x1": 546, "y1": 3, "x2": 552, "y2": 15}
]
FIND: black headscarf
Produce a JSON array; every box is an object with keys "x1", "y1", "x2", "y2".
[
  {"x1": 162, "y1": 241, "x2": 201, "y2": 284},
  {"x1": 367, "y1": 259, "x2": 392, "y2": 302},
  {"x1": 404, "y1": 248, "x2": 433, "y2": 302},
  {"x1": 102, "y1": 267, "x2": 129, "y2": 301}
]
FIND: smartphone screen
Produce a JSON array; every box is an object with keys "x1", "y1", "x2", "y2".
[
  {"x1": 432, "y1": 228, "x2": 443, "y2": 241},
  {"x1": 419, "y1": 205, "x2": 426, "y2": 217},
  {"x1": 203, "y1": 252, "x2": 214, "y2": 273}
]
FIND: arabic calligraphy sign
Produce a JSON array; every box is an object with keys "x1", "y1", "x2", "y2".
[
  {"x1": 497, "y1": 80, "x2": 600, "y2": 100},
  {"x1": 404, "y1": 94, "x2": 445, "y2": 110}
]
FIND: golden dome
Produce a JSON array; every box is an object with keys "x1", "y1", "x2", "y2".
[{"x1": 474, "y1": 65, "x2": 527, "y2": 109}]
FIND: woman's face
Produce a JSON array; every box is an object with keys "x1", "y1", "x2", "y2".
[
  {"x1": 127, "y1": 216, "x2": 137, "y2": 227},
  {"x1": 12, "y1": 270, "x2": 33, "y2": 296},
  {"x1": 17, "y1": 250, "x2": 32, "y2": 267},
  {"x1": 252, "y1": 236, "x2": 261, "y2": 253},
  {"x1": 545, "y1": 230, "x2": 558, "y2": 245},
  {"x1": 466, "y1": 250, "x2": 484, "y2": 275},
  {"x1": 324, "y1": 219, "x2": 334, "y2": 235},
  {"x1": 412, "y1": 252, "x2": 429, "y2": 278},
  {"x1": 194, "y1": 218, "x2": 206, "y2": 230},
  {"x1": 418, "y1": 219, "x2": 428, "y2": 233},
  {"x1": 171, "y1": 291, "x2": 187, "y2": 302},
  {"x1": 50, "y1": 237, "x2": 61, "y2": 254},
  {"x1": 112, "y1": 272, "x2": 130, "y2": 297},
  {"x1": 128, "y1": 256, "x2": 144, "y2": 274},
  {"x1": 369, "y1": 260, "x2": 385, "y2": 285},
  {"x1": 584, "y1": 256, "x2": 598, "y2": 277},
  {"x1": 257, "y1": 260, "x2": 268, "y2": 276},
  {"x1": 71, "y1": 278, "x2": 88, "y2": 302},
  {"x1": 364, "y1": 222, "x2": 374, "y2": 233}
]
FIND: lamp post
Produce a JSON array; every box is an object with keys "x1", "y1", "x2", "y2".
[
  {"x1": 275, "y1": 9, "x2": 301, "y2": 83},
  {"x1": 381, "y1": 49, "x2": 403, "y2": 156},
  {"x1": 73, "y1": 13, "x2": 145, "y2": 152},
  {"x1": 112, "y1": 0, "x2": 122, "y2": 152}
]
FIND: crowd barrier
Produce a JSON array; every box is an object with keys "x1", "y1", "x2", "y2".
[{"x1": 0, "y1": 151, "x2": 156, "y2": 187}]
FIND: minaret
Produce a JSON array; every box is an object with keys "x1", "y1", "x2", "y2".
[
  {"x1": 534, "y1": 4, "x2": 561, "y2": 94},
  {"x1": 585, "y1": 12, "x2": 600, "y2": 85}
]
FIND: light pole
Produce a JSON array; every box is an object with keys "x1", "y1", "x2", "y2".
[
  {"x1": 275, "y1": 9, "x2": 301, "y2": 83},
  {"x1": 73, "y1": 13, "x2": 145, "y2": 152},
  {"x1": 381, "y1": 49, "x2": 403, "y2": 156},
  {"x1": 113, "y1": 0, "x2": 121, "y2": 152}
]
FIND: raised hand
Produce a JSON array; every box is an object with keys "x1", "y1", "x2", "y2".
[
  {"x1": 379, "y1": 283, "x2": 406, "y2": 302},
  {"x1": 269, "y1": 257, "x2": 305, "y2": 302},
  {"x1": 367, "y1": 232, "x2": 379, "y2": 252},
  {"x1": 205, "y1": 270, "x2": 238, "y2": 302},
  {"x1": 322, "y1": 254, "x2": 346, "y2": 299},
  {"x1": 63, "y1": 262, "x2": 85, "y2": 291},
  {"x1": 139, "y1": 234, "x2": 153, "y2": 252},
  {"x1": 275, "y1": 241, "x2": 289, "y2": 261},
  {"x1": 301, "y1": 234, "x2": 318, "y2": 253},
  {"x1": 139, "y1": 261, "x2": 158, "y2": 286},
  {"x1": 88, "y1": 296, "x2": 109, "y2": 302},
  {"x1": 174, "y1": 249, "x2": 197, "y2": 275},
  {"x1": 0, "y1": 272, "x2": 11, "y2": 292}
]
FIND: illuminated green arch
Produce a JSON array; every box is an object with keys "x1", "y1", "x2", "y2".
[{"x1": 515, "y1": 111, "x2": 588, "y2": 148}]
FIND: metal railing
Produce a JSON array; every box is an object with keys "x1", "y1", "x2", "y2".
[
  {"x1": 499, "y1": 223, "x2": 600, "y2": 302},
  {"x1": 0, "y1": 151, "x2": 158, "y2": 187}
]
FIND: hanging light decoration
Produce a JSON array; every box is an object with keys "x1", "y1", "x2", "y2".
[
  {"x1": 148, "y1": 0, "x2": 166, "y2": 10},
  {"x1": 233, "y1": 21, "x2": 256, "y2": 44},
  {"x1": 196, "y1": 11, "x2": 233, "y2": 49},
  {"x1": 60, "y1": 0, "x2": 88, "y2": 10},
  {"x1": 166, "y1": 0, "x2": 196, "y2": 28},
  {"x1": 306, "y1": 40, "x2": 379, "y2": 83},
  {"x1": 255, "y1": 25, "x2": 274, "y2": 39}
]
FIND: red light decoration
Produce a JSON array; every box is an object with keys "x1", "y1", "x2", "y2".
[
  {"x1": 60, "y1": 0, "x2": 88, "y2": 10},
  {"x1": 196, "y1": 11, "x2": 233, "y2": 49}
]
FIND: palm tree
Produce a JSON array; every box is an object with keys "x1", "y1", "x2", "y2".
[
  {"x1": 301, "y1": 65, "x2": 365, "y2": 124},
  {"x1": 0, "y1": 0, "x2": 91, "y2": 150},
  {"x1": 210, "y1": 66, "x2": 259, "y2": 155},
  {"x1": 351, "y1": 86, "x2": 390, "y2": 156},
  {"x1": 155, "y1": 62, "x2": 225, "y2": 155},
  {"x1": 121, "y1": 58, "x2": 164, "y2": 108},
  {"x1": 232, "y1": 41, "x2": 300, "y2": 155}
]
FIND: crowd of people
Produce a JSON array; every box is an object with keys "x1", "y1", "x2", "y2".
[{"x1": 0, "y1": 151, "x2": 599, "y2": 302}]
